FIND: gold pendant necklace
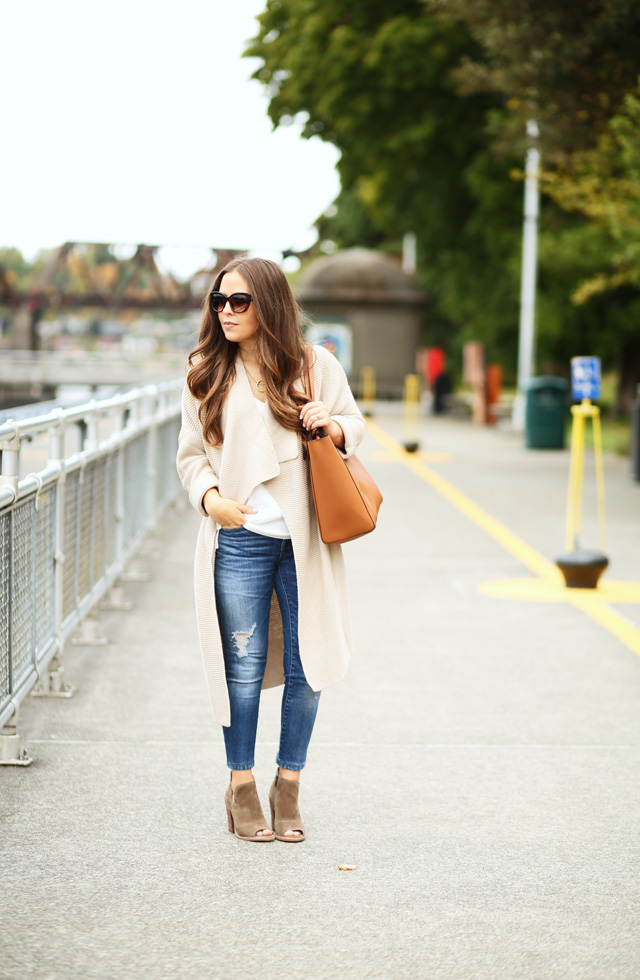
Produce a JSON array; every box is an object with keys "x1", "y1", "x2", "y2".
[{"x1": 242, "y1": 358, "x2": 266, "y2": 392}]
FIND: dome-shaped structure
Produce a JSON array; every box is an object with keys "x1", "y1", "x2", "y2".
[
  {"x1": 296, "y1": 248, "x2": 426, "y2": 397},
  {"x1": 297, "y1": 248, "x2": 424, "y2": 305}
]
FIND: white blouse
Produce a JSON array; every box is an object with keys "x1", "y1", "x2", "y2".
[{"x1": 240, "y1": 398, "x2": 291, "y2": 539}]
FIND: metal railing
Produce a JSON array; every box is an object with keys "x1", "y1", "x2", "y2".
[{"x1": 0, "y1": 380, "x2": 184, "y2": 762}]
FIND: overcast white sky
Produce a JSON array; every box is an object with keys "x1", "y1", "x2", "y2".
[{"x1": 0, "y1": 0, "x2": 341, "y2": 277}]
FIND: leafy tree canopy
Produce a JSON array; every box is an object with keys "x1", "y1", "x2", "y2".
[
  {"x1": 247, "y1": 0, "x2": 523, "y2": 365},
  {"x1": 426, "y1": 0, "x2": 640, "y2": 161},
  {"x1": 247, "y1": 1, "x2": 640, "y2": 401},
  {"x1": 540, "y1": 85, "x2": 640, "y2": 303}
]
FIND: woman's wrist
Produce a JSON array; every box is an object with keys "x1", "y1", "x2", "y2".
[
  {"x1": 299, "y1": 399, "x2": 345, "y2": 449},
  {"x1": 202, "y1": 487, "x2": 220, "y2": 517},
  {"x1": 326, "y1": 418, "x2": 345, "y2": 449}
]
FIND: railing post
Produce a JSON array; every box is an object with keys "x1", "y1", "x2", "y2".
[
  {"x1": 114, "y1": 404, "x2": 126, "y2": 563},
  {"x1": 146, "y1": 385, "x2": 159, "y2": 530},
  {"x1": 0, "y1": 421, "x2": 20, "y2": 499},
  {"x1": 0, "y1": 422, "x2": 33, "y2": 764},
  {"x1": 84, "y1": 400, "x2": 100, "y2": 453},
  {"x1": 0, "y1": 706, "x2": 32, "y2": 766},
  {"x1": 102, "y1": 402, "x2": 132, "y2": 610},
  {"x1": 50, "y1": 413, "x2": 66, "y2": 654},
  {"x1": 32, "y1": 412, "x2": 74, "y2": 698}
]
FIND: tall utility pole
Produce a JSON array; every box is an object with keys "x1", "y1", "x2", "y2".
[
  {"x1": 512, "y1": 120, "x2": 540, "y2": 430},
  {"x1": 402, "y1": 232, "x2": 417, "y2": 276}
]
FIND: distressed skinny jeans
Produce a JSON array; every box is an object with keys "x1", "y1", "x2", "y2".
[{"x1": 214, "y1": 527, "x2": 321, "y2": 771}]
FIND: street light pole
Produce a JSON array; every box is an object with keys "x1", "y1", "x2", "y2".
[{"x1": 512, "y1": 119, "x2": 540, "y2": 430}]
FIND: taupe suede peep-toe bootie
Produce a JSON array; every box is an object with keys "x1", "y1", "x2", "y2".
[
  {"x1": 225, "y1": 776, "x2": 275, "y2": 842},
  {"x1": 268, "y1": 769, "x2": 306, "y2": 842}
]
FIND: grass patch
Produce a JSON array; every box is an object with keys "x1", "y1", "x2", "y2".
[{"x1": 566, "y1": 413, "x2": 631, "y2": 456}]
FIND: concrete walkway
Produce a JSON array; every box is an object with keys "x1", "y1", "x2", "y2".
[{"x1": 2, "y1": 411, "x2": 639, "y2": 980}]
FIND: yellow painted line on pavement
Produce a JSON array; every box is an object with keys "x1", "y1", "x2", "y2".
[
  {"x1": 370, "y1": 449, "x2": 453, "y2": 464},
  {"x1": 367, "y1": 420, "x2": 559, "y2": 583},
  {"x1": 479, "y1": 577, "x2": 640, "y2": 604},
  {"x1": 570, "y1": 591, "x2": 640, "y2": 657},
  {"x1": 366, "y1": 419, "x2": 640, "y2": 659}
]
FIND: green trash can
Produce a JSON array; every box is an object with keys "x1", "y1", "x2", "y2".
[{"x1": 525, "y1": 377, "x2": 568, "y2": 449}]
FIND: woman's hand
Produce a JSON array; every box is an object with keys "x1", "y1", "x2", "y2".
[
  {"x1": 202, "y1": 488, "x2": 257, "y2": 528},
  {"x1": 300, "y1": 401, "x2": 345, "y2": 449}
]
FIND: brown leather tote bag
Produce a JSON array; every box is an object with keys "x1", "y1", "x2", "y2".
[{"x1": 304, "y1": 348, "x2": 382, "y2": 544}]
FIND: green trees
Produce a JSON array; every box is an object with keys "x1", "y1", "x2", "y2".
[
  {"x1": 542, "y1": 89, "x2": 640, "y2": 303},
  {"x1": 247, "y1": 0, "x2": 640, "y2": 402},
  {"x1": 247, "y1": 1, "x2": 522, "y2": 365},
  {"x1": 426, "y1": 0, "x2": 640, "y2": 161},
  {"x1": 540, "y1": 87, "x2": 640, "y2": 408}
]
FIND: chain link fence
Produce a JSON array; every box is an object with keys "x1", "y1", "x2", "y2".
[{"x1": 0, "y1": 382, "x2": 183, "y2": 746}]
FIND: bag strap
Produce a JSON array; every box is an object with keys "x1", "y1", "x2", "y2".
[
  {"x1": 304, "y1": 344, "x2": 315, "y2": 401},
  {"x1": 304, "y1": 345, "x2": 324, "y2": 440}
]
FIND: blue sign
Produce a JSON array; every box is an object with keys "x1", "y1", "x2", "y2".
[
  {"x1": 571, "y1": 356, "x2": 601, "y2": 401},
  {"x1": 306, "y1": 322, "x2": 353, "y2": 374}
]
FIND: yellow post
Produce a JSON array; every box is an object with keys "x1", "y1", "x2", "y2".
[
  {"x1": 592, "y1": 409, "x2": 606, "y2": 552},
  {"x1": 564, "y1": 398, "x2": 606, "y2": 553},
  {"x1": 565, "y1": 407, "x2": 582, "y2": 551},
  {"x1": 360, "y1": 366, "x2": 376, "y2": 418},
  {"x1": 402, "y1": 374, "x2": 421, "y2": 452},
  {"x1": 572, "y1": 406, "x2": 586, "y2": 544}
]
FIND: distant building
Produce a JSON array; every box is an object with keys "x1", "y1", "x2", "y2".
[{"x1": 297, "y1": 248, "x2": 426, "y2": 397}]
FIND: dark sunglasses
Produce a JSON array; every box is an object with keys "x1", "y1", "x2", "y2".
[{"x1": 210, "y1": 291, "x2": 253, "y2": 314}]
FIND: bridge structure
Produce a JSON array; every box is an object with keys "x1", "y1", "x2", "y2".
[
  {"x1": 0, "y1": 349, "x2": 188, "y2": 394},
  {"x1": 0, "y1": 241, "x2": 247, "y2": 349}
]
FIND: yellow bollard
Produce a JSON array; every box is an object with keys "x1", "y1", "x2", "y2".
[
  {"x1": 556, "y1": 397, "x2": 608, "y2": 588},
  {"x1": 565, "y1": 399, "x2": 606, "y2": 553},
  {"x1": 360, "y1": 366, "x2": 376, "y2": 418},
  {"x1": 402, "y1": 374, "x2": 421, "y2": 452}
]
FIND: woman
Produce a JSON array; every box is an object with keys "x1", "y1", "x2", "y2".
[{"x1": 176, "y1": 256, "x2": 365, "y2": 843}]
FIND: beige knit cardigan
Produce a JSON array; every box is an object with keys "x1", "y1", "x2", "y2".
[{"x1": 176, "y1": 344, "x2": 366, "y2": 727}]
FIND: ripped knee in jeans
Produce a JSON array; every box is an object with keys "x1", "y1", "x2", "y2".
[{"x1": 231, "y1": 623, "x2": 257, "y2": 658}]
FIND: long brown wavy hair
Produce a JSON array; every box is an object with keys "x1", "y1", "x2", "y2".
[{"x1": 187, "y1": 256, "x2": 312, "y2": 447}]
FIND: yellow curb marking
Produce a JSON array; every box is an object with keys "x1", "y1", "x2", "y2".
[
  {"x1": 366, "y1": 419, "x2": 640, "y2": 659},
  {"x1": 370, "y1": 450, "x2": 453, "y2": 464},
  {"x1": 479, "y1": 577, "x2": 566, "y2": 601},
  {"x1": 479, "y1": 578, "x2": 640, "y2": 605}
]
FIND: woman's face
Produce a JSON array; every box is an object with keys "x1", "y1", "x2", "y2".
[{"x1": 216, "y1": 269, "x2": 259, "y2": 348}]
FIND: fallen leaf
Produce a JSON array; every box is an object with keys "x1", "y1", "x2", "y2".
[{"x1": 338, "y1": 864, "x2": 357, "y2": 871}]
